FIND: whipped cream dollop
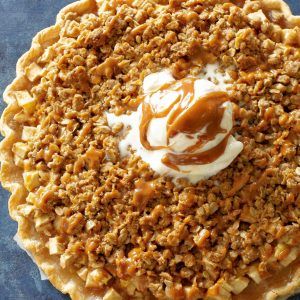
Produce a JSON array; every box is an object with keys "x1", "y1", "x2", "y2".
[{"x1": 107, "y1": 65, "x2": 243, "y2": 183}]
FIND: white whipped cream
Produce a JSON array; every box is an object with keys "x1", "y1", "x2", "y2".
[{"x1": 106, "y1": 64, "x2": 243, "y2": 183}]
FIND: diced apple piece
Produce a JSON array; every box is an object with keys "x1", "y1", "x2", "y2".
[
  {"x1": 23, "y1": 171, "x2": 40, "y2": 191},
  {"x1": 206, "y1": 282, "x2": 231, "y2": 300},
  {"x1": 13, "y1": 90, "x2": 37, "y2": 114},
  {"x1": 18, "y1": 204, "x2": 35, "y2": 217},
  {"x1": 34, "y1": 213, "x2": 52, "y2": 229},
  {"x1": 120, "y1": 279, "x2": 136, "y2": 296},
  {"x1": 247, "y1": 265, "x2": 262, "y2": 284},
  {"x1": 103, "y1": 288, "x2": 122, "y2": 300},
  {"x1": 60, "y1": 252, "x2": 75, "y2": 269},
  {"x1": 14, "y1": 111, "x2": 28, "y2": 123},
  {"x1": 13, "y1": 142, "x2": 30, "y2": 158},
  {"x1": 184, "y1": 285, "x2": 202, "y2": 300},
  {"x1": 85, "y1": 219, "x2": 96, "y2": 231},
  {"x1": 86, "y1": 269, "x2": 111, "y2": 288},
  {"x1": 40, "y1": 47, "x2": 55, "y2": 63},
  {"x1": 25, "y1": 62, "x2": 43, "y2": 82},
  {"x1": 22, "y1": 126, "x2": 37, "y2": 141},
  {"x1": 247, "y1": 10, "x2": 268, "y2": 23},
  {"x1": 26, "y1": 192, "x2": 38, "y2": 204},
  {"x1": 282, "y1": 28, "x2": 300, "y2": 46},
  {"x1": 14, "y1": 155, "x2": 24, "y2": 168},
  {"x1": 281, "y1": 247, "x2": 298, "y2": 267},
  {"x1": 222, "y1": 281, "x2": 233, "y2": 293},
  {"x1": 77, "y1": 267, "x2": 88, "y2": 281},
  {"x1": 48, "y1": 237, "x2": 65, "y2": 255},
  {"x1": 274, "y1": 243, "x2": 290, "y2": 261},
  {"x1": 229, "y1": 277, "x2": 250, "y2": 295}
]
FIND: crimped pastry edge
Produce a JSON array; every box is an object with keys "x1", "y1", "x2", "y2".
[
  {"x1": 0, "y1": 0, "x2": 299, "y2": 299},
  {"x1": 1, "y1": 1, "x2": 104, "y2": 299}
]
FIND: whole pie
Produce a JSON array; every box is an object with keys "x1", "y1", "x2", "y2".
[{"x1": 1, "y1": 0, "x2": 299, "y2": 299}]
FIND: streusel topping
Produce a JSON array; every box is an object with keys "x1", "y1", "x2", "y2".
[{"x1": 10, "y1": 0, "x2": 299, "y2": 299}]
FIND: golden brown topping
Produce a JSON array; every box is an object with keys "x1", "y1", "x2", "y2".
[
  {"x1": 132, "y1": 179, "x2": 156, "y2": 208},
  {"x1": 4, "y1": 0, "x2": 300, "y2": 299}
]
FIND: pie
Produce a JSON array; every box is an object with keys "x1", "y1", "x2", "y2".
[{"x1": 1, "y1": 0, "x2": 299, "y2": 299}]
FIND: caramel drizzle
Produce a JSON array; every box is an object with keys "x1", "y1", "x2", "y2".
[
  {"x1": 132, "y1": 179, "x2": 156, "y2": 209},
  {"x1": 139, "y1": 78, "x2": 230, "y2": 170},
  {"x1": 162, "y1": 134, "x2": 230, "y2": 170}
]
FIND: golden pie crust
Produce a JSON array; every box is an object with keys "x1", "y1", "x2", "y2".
[{"x1": 1, "y1": 0, "x2": 299, "y2": 299}]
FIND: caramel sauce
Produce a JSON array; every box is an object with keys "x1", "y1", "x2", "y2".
[
  {"x1": 227, "y1": 172, "x2": 250, "y2": 197},
  {"x1": 139, "y1": 103, "x2": 166, "y2": 151},
  {"x1": 139, "y1": 78, "x2": 231, "y2": 170},
  {"x1": 244, "y1": 168, "x2": 276, "y2": 202},
  {"x1": 91, "y1": 57, "x2": 120, "y2": 80},
  {"x1": 162, "y1": 134, "x2": 230, "y2": 170},
  {"x1": 233, "y1": 258, "x2": 300, "y2": 300},
  {"x1": 128, "y1": 23, "x2": 148, "y2": 38},
  {"x1": 190, "y1": 48, "x2": 217, "y2": 66},
  {"x1": 229, "y1": 0, "x2": 245, "y2": 8},
  {"x1": 132, "y1": 179, "x2": 156, "y2": 208},
  {"x1": 166, "y1": 91, "x2": 228, "y2": 148}
]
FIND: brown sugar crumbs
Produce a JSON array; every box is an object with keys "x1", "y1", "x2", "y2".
[{"x1": 11, "y1": 0, "x2": 300, "y2": 299}]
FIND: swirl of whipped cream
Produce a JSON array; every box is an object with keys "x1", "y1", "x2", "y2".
[{"x1": 106, "y1": 68, "x2": 243, "y2": 183}]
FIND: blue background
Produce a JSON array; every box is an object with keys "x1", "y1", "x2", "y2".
[{"x1": 0, "y1": 1, "x2": 299, "y2": 299}]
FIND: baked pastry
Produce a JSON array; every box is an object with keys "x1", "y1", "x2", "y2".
[{"x1": 1, "y1": 0, "x2": 299, "y2": 299}]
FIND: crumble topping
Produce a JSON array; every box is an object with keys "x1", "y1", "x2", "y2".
[{"x1": 6, "y1": 0, "x2": 300, "y2": 299}]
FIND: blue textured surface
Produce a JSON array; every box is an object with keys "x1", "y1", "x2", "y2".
[{"x1": 0, "y1": 1, "x2": 299, "y2": 299}]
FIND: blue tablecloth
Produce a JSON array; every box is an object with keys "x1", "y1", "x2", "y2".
[{"x1": 0, "y1": 1, "x2": 299, "y2": 299}]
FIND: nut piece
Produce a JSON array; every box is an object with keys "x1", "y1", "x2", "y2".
[
  {"x1": 23, "y1": 171, "x2": 40, "y2": 191},
  {"x1": 25, "y1": 62, "x2": 44, "y2": 82},
  {"x1": 13, "y1": 91, "x2": 37, "y2": 114},
  {"x1": 103, "y1": 288, "x2": 122, "y2": 300},
  {"x1": 194, "y1": 229, "x2": 210, "y2": 248}
]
